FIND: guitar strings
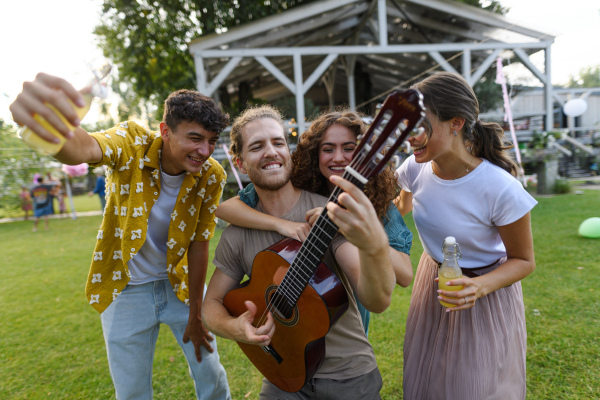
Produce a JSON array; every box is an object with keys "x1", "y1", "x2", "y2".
[
  {"x1": 253, "y1": 95, "x2": 421, "y2": 337},
  {"x1": 253, "y1": 108, "x2": 395, "y2": 329},
  {"x1": 252, "y1": 125, "x2": 383, "y2": 332}
]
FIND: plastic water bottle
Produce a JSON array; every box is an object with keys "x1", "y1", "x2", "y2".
[
  {"x1": 18, "y1": 63, "x2": 111, "y2": 156},
  {"x1": 438, "y1": 236, "x2": 464, "y2": 308}
]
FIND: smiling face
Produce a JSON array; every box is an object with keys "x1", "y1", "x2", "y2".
[
  {"x1": 237, "y1": 117, "x2": 292, "y2": 191},
  {"x1": 318, "y1": 124, "x2": 357, "y2": 184},
  {"x1": 160, "y1": 121, "x2": 219, "y2": 175},
  {"x1": 409, "y1": 110, "x2": 453, "y2": 164}
]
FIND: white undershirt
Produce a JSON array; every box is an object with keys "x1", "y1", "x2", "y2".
[{"x1": 127, "y1": 169, "x2": 185, "y2": 284}]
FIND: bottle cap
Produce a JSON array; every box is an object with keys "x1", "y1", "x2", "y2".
[
  {"x1": 444, "y1": 236, "x2": 456, "y2": 245},
  {"x1": 91, "y1": 83, "x2": 109, "y2": 99}
]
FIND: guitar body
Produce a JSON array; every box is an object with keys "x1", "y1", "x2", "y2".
[{"x1": 223, "y1": 238, "x2": 349, "y2": 392}]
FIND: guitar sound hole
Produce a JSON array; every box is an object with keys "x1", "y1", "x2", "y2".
[
  {"x1": 265, "y1": 285, "x2": 299, "y2": 327},
  {"x1": 271, "y1": 292, "x2": 293, "y2": 319}
]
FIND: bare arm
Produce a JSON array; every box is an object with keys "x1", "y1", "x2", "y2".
[
  {"x1": 183, "y1": 240, "x2": 214, "y2": 362},
  {"x1": 394, "y1": 189, "x2": 413, "y2": 217},
  {"x1": 390, "y1": 248, "x2": 413, "y2": 287},
  {"x1": 326, "y1": 176, "x2": 395, "y2": 313},
  {"x1": 438, "y1": 213, "x2": 536, "y2": 311},
  {"x1": 9, "y1": 73, "x2": 102, "y2": 165},
  {"x1": 202, "y1": 269, "x2": 275, "y2": 345},
  {"x1": 216, "y1": 196, "x2": 311, "y2": 242}
]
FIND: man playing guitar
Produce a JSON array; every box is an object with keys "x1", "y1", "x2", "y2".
[{"x1": 202, "y1": 105, "x2": 395, "y2": 399}]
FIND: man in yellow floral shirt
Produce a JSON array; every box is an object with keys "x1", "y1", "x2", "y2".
[{"x1": 10, "y1": 74, "x2": 231, "y2": 400}]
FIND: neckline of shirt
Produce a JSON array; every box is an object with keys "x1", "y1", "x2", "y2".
[
  {"x1": 159, "y1": 165, "x2": 185, "y2": 188},
  {"x1": 428, "y1": 158, "x2": 485, "y2": 184}
]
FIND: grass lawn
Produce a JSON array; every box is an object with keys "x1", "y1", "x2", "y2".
[{"x1": 0, "y1": 190, "x2": 598, "y2": 399}]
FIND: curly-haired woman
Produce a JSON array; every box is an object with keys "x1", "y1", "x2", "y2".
[{"x1": 216, "y1": 109, "x2": 413, "y2": 336}]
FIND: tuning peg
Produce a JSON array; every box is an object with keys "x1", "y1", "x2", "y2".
[
  {"x1": 401, "y1": 141, "x2": 411, "y2": 154},
  {"x1": 410, "y1": 126, "x2": 425, "y2": 137}
]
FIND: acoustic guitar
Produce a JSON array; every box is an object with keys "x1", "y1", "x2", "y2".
[{"x1": 223, "y1": 89, "x2": 425, "y2": 392}]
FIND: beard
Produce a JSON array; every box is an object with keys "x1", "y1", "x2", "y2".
[{"x1": 246, "y1": 159, "x2": 292, "y2": 192}]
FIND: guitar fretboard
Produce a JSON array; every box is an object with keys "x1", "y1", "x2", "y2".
[
  {"x1": 273, "y1": 171, "x2": 366, "y2": 314},
  {"x1": 268, "y1": 89, "x2": 424, "y2": 317}
]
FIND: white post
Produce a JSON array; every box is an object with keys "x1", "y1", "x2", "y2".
[
  {"x1": 194, "y1": 55, "x2": 207, "y2": 94},
  {"x1": 545, "y1": 45, "x2": 553, "y2": 133},
  {"x1": 293, "y1": 53, "x2": 306, "y2": 135},
  {"x1": 63, "y1": 174, "x2": 77, "y2": 220},
  {"x1": 462, "y1": 49, "x2": 471, "y2": 83},
  {"x1": 347, "y1": 72, "x2": 356, "y2": 110},
  {"x1": 345, "y1": 56, "x2": 357, "y2": 110},
  {"x1": 377, "y1": 0, "x2": 388, "y2": 46}
]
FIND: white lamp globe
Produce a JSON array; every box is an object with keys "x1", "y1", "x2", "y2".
[{"x1": 563, "y1": 98, "x2": 588, "y2": 117}]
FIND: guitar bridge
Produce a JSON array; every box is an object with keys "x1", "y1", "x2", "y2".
[{"x1": 261, "y1": 344, "x2": 283, "y2": 364}]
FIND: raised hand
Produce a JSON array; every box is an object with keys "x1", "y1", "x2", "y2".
[{"x1": 9, "y1": 73, "x2": 86, "y2": 143}]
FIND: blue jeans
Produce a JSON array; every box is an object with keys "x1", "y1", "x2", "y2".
[{"x1": 100, "y1": 280, "x2": 231, "y2": 400}]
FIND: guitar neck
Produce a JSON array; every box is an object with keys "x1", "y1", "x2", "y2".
[
  {"x1": 277, "y1": 170, "x2": 366, "y2": 307},
  {"x1": 273, "y1": 89, "x2": 425, "y2": 311}
]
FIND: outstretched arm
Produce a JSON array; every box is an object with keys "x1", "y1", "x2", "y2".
[
  {"x1": 216, "y1": 196, "x2": 311, "y2": 242},
  {"x1": 9, "y1": 73, "x2": 102, "y2": 165},
  {"x1": 326, "y1": 175, "x2": 395, "y2": 313}
]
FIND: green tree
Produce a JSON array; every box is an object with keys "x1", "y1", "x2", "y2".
[
  {"x1": 566, "y1": 65, "x2": 600, "y2": 88},
  {"x1": 94, "y1": 0, "x2": 317, "y2": 120}
]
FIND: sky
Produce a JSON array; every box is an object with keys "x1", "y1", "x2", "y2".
[{"x1": 1, "y1": 0, "x2": 599, "y2": 125}]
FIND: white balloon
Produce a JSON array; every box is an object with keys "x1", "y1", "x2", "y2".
[{"x1": 563, "y1": 98, "x2": 588, "y2": 117}]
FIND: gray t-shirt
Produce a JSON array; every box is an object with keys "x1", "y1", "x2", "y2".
[{"x1": 213, "y1": 189, "x2": 377, "y2": 380}]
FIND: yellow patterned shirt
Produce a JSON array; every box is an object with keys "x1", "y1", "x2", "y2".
[{"x1": 86, "y1": 121, "x2": 226, "y2": 313}]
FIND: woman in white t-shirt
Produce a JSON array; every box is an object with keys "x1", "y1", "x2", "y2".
[{"x1": 396, "y1": 72, "x2": 536, "y2": 400}]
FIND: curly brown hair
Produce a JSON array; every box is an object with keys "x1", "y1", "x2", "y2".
[{"x1": 291, "y1": 109, "x2": 400, "y2": 221}]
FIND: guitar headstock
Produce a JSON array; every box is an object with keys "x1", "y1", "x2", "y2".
[{"x1": 349, "y1": 89, "x2": 425, "y2": 181}]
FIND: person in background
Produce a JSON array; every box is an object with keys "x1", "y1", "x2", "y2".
[
  {"x1": 395, "y1": 72, "x2": 537, "y2": 400},
  {"x1": 30, "y1": 176, "x2": 56, "y2": 232},
  {"x1": 216, "y1": 109, "x2": 413, "y2": 336},
  {"x1": 89, "y1": 167, "x2": 107, "y2": 211},
  {"x1": 54, "y1": 178, "x2": 67, "y2": 216},
  {"x1": 10, "y1": 73, "x2": 231, "y2": 400},
  {"x1": 19, "y1": 186, "x2": 33, "y2": 221}
]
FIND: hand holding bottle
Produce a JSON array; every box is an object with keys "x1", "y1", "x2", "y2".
[
  {"x1": 10, "y1": 64, "x2": 110, "y2": 155},
  {"x1": 10, "y1": 73, "x2": 85, "y2": 145},
  {"x1": 436, "y1": 236, "x2": 483, "y2": 311}
]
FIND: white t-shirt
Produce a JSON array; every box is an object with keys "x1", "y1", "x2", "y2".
[
  {"x1": 128, "y1": 170, "x2": 185, "y2": 284},
  {"x1": 397, "y1": 156, "x2": 537, "y2": 269}
]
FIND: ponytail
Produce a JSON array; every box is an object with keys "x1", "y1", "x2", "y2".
[{"x1": 470, "y1": 120, "x2": 519, "y2": 176}]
